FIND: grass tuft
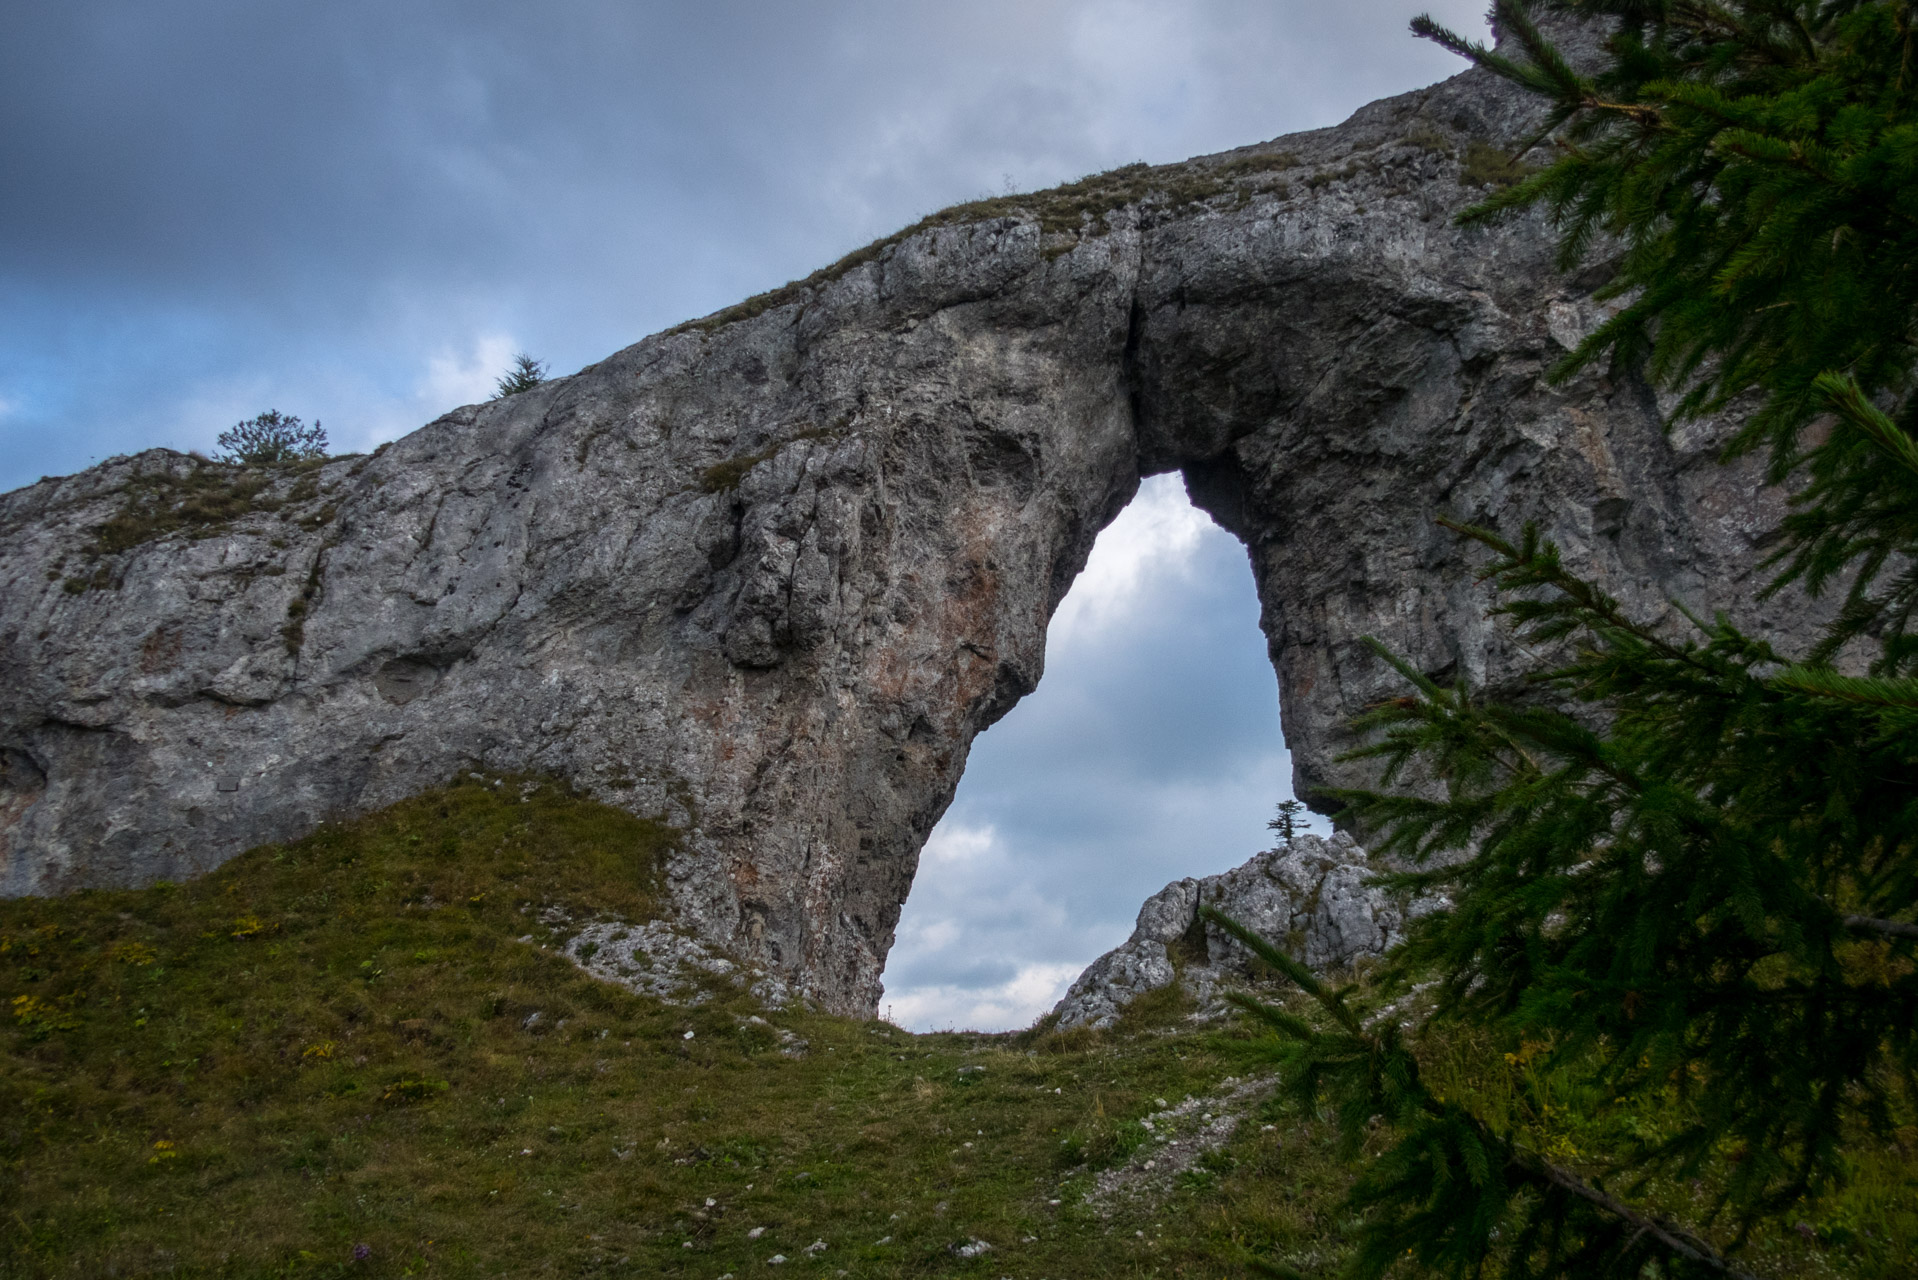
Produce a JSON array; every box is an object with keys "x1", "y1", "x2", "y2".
[
  {"x1": 1458, "y1": 139, "x2": 1536, "y2": 190},
  {"x1": 89, "y1": 457, "x2": 332, "y2": 558},
  {"x1": 697, "y1": 422, "x2": 845, "y2": 494}
]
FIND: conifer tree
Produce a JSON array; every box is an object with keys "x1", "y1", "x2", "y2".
[
  {"x1": 493, "y1": 352, "x2": 547, "y2": 399},
  {"x1": 1224, "y1": 4, "x2": 1918, "y2": 1276},
  {"x1": 1270, "y1": 799, "x2": 1309, "y2": 844}
]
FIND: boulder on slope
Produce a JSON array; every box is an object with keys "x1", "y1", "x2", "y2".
[{"x1": 1051, "y1": 832, "x2": 1423, "y2": 1030}]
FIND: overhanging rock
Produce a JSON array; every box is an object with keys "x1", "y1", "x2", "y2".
[{"x1": 0, "y1": 54, "x2": 1814, "y2": 1015}]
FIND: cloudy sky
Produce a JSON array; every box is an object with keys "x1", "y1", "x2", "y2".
[{"x1": 2, "y1": 0, "x2": 1490, "y2": 1029}]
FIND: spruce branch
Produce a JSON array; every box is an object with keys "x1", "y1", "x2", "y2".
[
  {"x1": 1771, "y1": 665, "x2": 1918, "y2": 711},
  {"x1": 1410, "y1": 2, "x2": 1598, "y2": 105},
  {"x1": 1814, "y1": 370, "x2": 1918, "y2": 478},
  {"x1": 1524, "y1": 1156, "x2": 1761, "y2": 1280},
  {"x1": 1346, "y1": 4, "x2": 1918, "y2": 1272},
  {"x1": 1203, "y1": 906, "x2": 1761, "y2": 1279},
  {"x1": 1841, "y1": 913, "x2": 1918, "y2": 940}
]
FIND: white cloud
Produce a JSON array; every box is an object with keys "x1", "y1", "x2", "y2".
[
  {"x1": 883, "y1": 819, "x2": 1096, "y2": 1030},
  {"x1": 1048, "y1": 472, "x2": 1214, "y2": 648},
  {"x1": 316, "y1": 330, "x2": 519, "y2": 457},
  {"x1": 918, "y1": 821, "x2": 1000, "y2": 869},
  {"x1": 417, "y1": 331, "x2": 516, "y2": 412},
  {"x1": 884, "y1": 962, "x2": 1085, "y2": 1033}
]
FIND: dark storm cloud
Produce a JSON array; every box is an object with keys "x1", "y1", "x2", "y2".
[{"x1": 1, "y1": 0, "x2": 1488, "y2": 486}]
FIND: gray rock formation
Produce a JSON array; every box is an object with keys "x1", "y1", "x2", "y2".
[
  {"x1": 1050, "y1": 832, "x2": 1411, "y2": 1030},
  {"x1": 0, "y1": 37, "x2": 1814, "y2": 1016}
]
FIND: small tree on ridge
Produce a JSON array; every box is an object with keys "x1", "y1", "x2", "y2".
[
  {"x1": 215, "y1": 410, "x2": 327, "y2": 465},
  {"x1": 493, "y1": 353, "x2": 547, "y2": 399}
]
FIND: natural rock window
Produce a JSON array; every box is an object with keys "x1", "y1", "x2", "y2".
[{"x1": 881, "y1": 475, "x2": 1296, "y2": 1032}]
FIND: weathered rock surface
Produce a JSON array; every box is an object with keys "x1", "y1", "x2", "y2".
[
  {"x1": 1081, "y1": 1075, "x2": 1276, "y2": 1212},
  {"x1": 561, "y1": 918, "x2": 797, "y2": 1012},
  {"x1": 1050, "y1": 832, "x2": 1411, "y2": 1030},
  {"x1": 0, "y1": 30, "x2": 1818, "y2": 1016}
]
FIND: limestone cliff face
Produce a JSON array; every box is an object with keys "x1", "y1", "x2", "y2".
[{"x1": 0, "y1": 58, "x2": 1811, "y2": 1015}]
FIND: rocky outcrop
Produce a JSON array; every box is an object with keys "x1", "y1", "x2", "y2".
[
  {"x1": 1050, "y1": 832, "x2": 1411, "y2": 1029},
  {"x1": 0, "y1": 34, "x2": 1817, "y2": 1016},
  {"x1": 561, "y1": 918, "x2": 798, "y2": 1012}
]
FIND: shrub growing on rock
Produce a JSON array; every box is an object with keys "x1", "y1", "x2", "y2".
[{"x1": 215, "y1": 410, "x2": 327, "y2": 465}]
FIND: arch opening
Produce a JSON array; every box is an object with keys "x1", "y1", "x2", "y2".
[{"x1": 880, "y1": 472, "x2": 1320, "y2": 1032}]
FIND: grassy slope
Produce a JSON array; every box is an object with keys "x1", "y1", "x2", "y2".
[{"x1": 2, "y1": 780, "x2": 1910, "y2": 1278}]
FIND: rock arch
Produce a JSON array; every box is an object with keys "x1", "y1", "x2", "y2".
[{"x1": 0, "y1": 61, "x2": 1808, "y2": 1013}]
